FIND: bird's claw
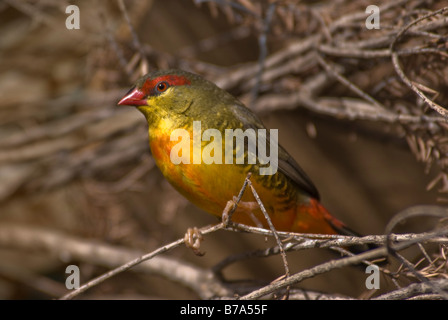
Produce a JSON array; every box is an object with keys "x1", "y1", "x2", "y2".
[
  {"x1": 184, "y1": 227, "x2": 205, "y2": 256},
  {"x1": 234, "y1": 196, "x2": 258, "y2": 211},
  {"x1": 222, "y1": 200, "x2": 235, "y2": 227},
  {"x1": 222, "y1": 196, "x2": 259, "y2": 227}
]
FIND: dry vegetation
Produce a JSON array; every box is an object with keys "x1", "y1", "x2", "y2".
[{"x1": 0, "y1": 0, "x2": 447, "y2": 300}]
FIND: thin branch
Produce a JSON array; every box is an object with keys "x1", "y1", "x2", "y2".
[
  {"x1": 0, "y1": 224, "x2": 232, "y2": 299},
  {"x1": 250, "y1": 3, "x2": 276, "y2": 106},
  {"x1": 223, "y1": 172, "x2": 252, "y2": 224},
  {"x1": 316, "y1": 54, "x2": 390, "y2": 113},
  {"x1": 384, "y1": 205, "x2": 448, "y2": 300},
  {"x1": 238, "y1": 227, "x2": 448, "y2": 300},
  {"x1": 246, "y1": 178, "x2": 290, "y2": 299},
  {"x1": 373, "y1": 279, "x2": 448, "y2": 300},
  {"x1": 390, "y1": 6, "x2": 448, "y2": 119},
  {"x1": 59, "y1": 222, "x2": 225, "y2": 300},
  {"x1": 117, "y1": 0, "x2": 149, "y2": 75},
  {"x1": 239, "y1": 245, "x2": 388, "y2": 300},
  {"x1": 253, "y1": 93, "x2": 446, "y2": 123}
]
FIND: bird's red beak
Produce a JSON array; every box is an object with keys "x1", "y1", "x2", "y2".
[{"x1": 118, "y1": 87, "x2": 147, "y2": 106}]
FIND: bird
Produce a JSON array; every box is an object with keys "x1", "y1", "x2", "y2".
[{"x1": 118, "y1": 69, "x2": 359, "y2": 238}]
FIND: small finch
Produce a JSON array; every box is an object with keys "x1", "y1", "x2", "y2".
[{"x1": 118, "y1": 69, "x2": 359, "y2": 237}]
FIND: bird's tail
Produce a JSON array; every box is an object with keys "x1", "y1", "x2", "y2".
[{"x1": 307, "y1": 199, "x2": 376, "y2": 254}]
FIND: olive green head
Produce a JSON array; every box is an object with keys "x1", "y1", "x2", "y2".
[{"x1": 118, "y1": 69, "x2": 238, "y2": 127}]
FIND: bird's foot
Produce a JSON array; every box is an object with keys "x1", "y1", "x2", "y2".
[
  {"x1": 234, "y1": 196, "x2": 258, "y2": 211},
  {"x1": 184, "y1": 227, "x2": 205, "y2": 256},
  {"x1": 222, "y1": 196, "x2": 259, "y2": 227}
]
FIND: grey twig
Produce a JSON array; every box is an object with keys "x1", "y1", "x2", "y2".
[
  {"x1": 390, "y1": 6, "x2": 448, "y2": 119},
  {"x1": 59, "y1": 222, "x2": 226, "y2": 300},
  {"x1": 117, "y1": 0, "x2": 149, "y2": 75},
  {"x1": 246, "y1": 178, "x2": 290, "y2": 299},
  {"x1": 250, "y1": 3, "x2": 276, "y2": 107}
]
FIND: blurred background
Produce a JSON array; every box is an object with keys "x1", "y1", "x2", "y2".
[{"x1": 0, "y1": 0, "x2": 447, "y2": 299}]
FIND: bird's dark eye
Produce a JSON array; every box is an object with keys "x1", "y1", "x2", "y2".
[{"x1": 156, "y1": 81, "x2": 169, "y2": 93}]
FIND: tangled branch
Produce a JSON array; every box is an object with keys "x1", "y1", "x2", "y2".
[{"x1": 1, "y1": 0, "x2": 448, "y2": 300}]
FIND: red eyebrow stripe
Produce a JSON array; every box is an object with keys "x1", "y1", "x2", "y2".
[{"x1": 142, "y1": 75, "x2": 191, "y2": 94}]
